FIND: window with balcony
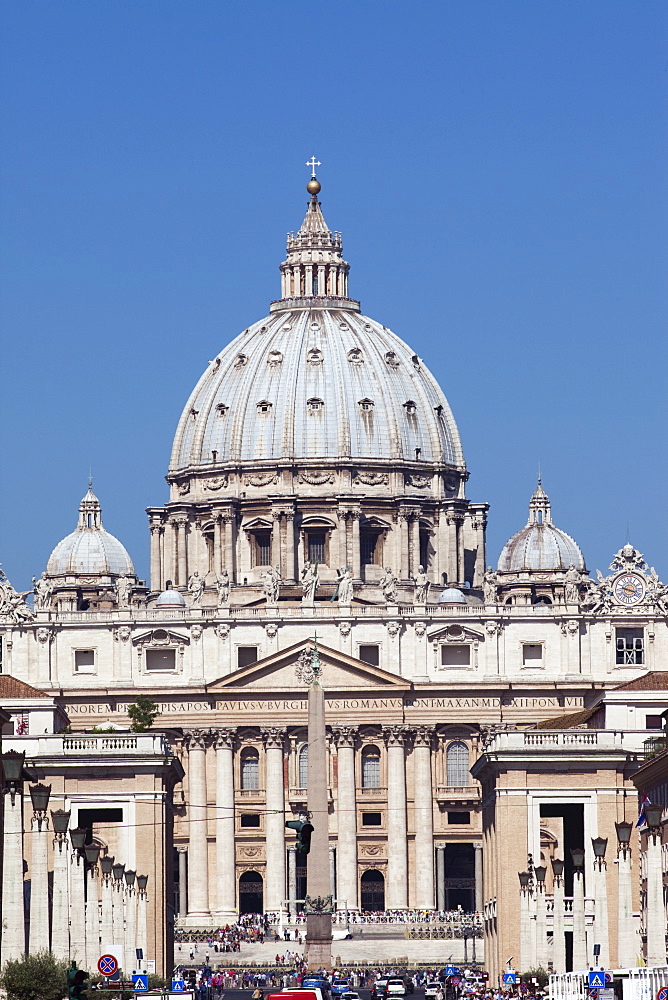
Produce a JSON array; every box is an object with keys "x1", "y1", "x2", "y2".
[
  {"x1": 240, "y1": 749, "x2": 259, "y2": 790},
  {"x1": 362, "y1": 745, "x2": 381, "y2": 788},
  {"x1": 616, "y1": 628, "x2": 644, "y2": 665},
  {"x1": 361, "y1": 532, "x2": 380, "y2": 565},
  {"x1": 251, "y1": 532, "x2": 272, "y2": 567},
  {"x1": 298, "y1": 744, "x2": 309, "y2": 788},
  {"x1": 307, "y1": 532, "x2": 326, "y2": 564},
  {"x1": 446, "y1": 741, "x2": 470, "y2": 786}
]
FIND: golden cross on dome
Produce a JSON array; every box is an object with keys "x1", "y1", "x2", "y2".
[{"x1": 306, "y1": 156, "x2": 321, "y2": 178}]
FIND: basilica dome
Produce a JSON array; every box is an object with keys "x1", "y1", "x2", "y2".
[
  {"x1": 497, "y1": 480, "x2": 585, "y2": 574},
  {"x1": 46, "y1": 487, "x2": 135, "y2": 578},
  {"x1": 169, "y1": 190, "x2": 463, "y2": 475}
]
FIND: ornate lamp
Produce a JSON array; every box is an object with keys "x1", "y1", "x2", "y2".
[
  {"x1": 112, "y1": 862, "x2": 125, "y2": 881},
  {"x1": 615, "y1": 821, "x2": 633, "y2": 847},
  {"x1": 534, "y1": 865, "x2": 547, "y2": 885},
  {"x1": 84, "y1": 844, "x2": 100, "y2": 867},
  {"x1": 518, "y1": 871, "x2": 531, "y2": 889},
  {"x1": 136, "y1": 874, "x2": 148, "y2": 892},
  {"x1": 100, "y1": 855, "x2": 114, "y2": 877},
  {"x1": 70, "y1": 827, "x2": 87, "y2": 851},
  {"x1": 2, "y1": 750, "x2": 25, "y2": 798},
  {"x1": 571, "y1": 847, "x2": 585, "y2": 869},
  {"x1": 645, "y1": 805, "x2": 663, "y2": 830},
  {"x1": 29, "y1": 783, "x2": 51, "y2": 813},
  {"x1": 51, "y1": 809, "x2": 71, "y2": 835},
  {"x1": 592, "y1": 837, "x2": 608, "y2": 858},
  {"x1": 124, "y1": 869, "x2": 136, "y2": 887},
  {"x1": 551, "y1": 857, "x2": 565, "y2": 878}
]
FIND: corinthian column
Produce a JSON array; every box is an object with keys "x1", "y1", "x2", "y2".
[
  {"x1": 213, "y1": 729, "x2": 237, "y2": 918},
  {"x1": 384, "y1": 726, "x2": 408, "y2": 909},
  {"x1": 28, "y1": 785, "x2": 51, "y2": 953},
  {"x1": 184, "y1": 730, "x2": 211, "y2": 918},
  {"x1": 333, "y1": 728, "x2": 358, "y2": 910},
  {"x1": 51, "y1": 811, "x2": 71, "y2": 961},
  {"x1": 413, "y1": 728, "x2": 434, "y2": 908},
  {"x1": 262, "y1": 728, "x2": 286, "y2": 911},
  {"x1": 2, "y1": 783, "x2": 26, "y2": 962}
]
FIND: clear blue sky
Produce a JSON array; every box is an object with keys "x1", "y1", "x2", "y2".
[{"x1": 1, "y1": 0, "x2": 666, "y2": 591}]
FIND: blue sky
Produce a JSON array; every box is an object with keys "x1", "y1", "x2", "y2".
[{"x1": 1, "y1": 0, "x2": 666, "y2": 591}]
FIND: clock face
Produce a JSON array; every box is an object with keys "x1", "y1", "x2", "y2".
[{"x1": 614, "y1": 574, "x2": 645, "y2": 606}]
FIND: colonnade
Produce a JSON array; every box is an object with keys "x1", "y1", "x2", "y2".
[
  {"x1": 181, "y1": 725, "x2": 482, "y2": 921},
  {"x1": 148, "y1": 497, "x2": 488, "y2": 593}
]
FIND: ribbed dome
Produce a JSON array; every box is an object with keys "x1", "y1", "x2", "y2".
[
  {"x1": 438, "y1": 587, "x2": 467, "y2": 604},
  {"x1": 497, "y1": 480, "x2": 585, "y2": 574},
  {"x1": 170, "y1": 308, "x2": 463, "y2": 471},
  {"x1": 46, "y1": 487, "x2": 135, "y2": 578},
  {"x1": 154, "y1": 588, "x2": 187, "y2": 608}
]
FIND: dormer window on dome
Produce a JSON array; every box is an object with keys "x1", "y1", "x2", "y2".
[
  {"x1": 307, "y1": 398, "x2": 324, "y2": 412},
  {"x1": 215, "y1": 403, "x2": 228, "y2": 416},
  {"x1": 404, "y1": 400, "x2": 417, "y2": 415},
  {"x1": 359, "y1": 398, "x2": 374, "y2": 411},
  {"x1": 257, "y1": 400, "x2": 272, "y2": 414}
]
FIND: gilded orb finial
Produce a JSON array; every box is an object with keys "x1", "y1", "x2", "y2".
[{"x1": 306, "y1": 156, "x2": 322, "y2": 195}]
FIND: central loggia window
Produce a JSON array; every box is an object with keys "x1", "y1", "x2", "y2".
[
  {"x1": 240, "y1": 749, "x2": 259, "y2": 790},
  {"x1": 446, "y1": 741, "x2": 470, "y2": 786},
  {"x1": 361, "y1": 745, "x2": 381, "y2": 788},
  {"x1": 616, "y1": 628, "x2": 644, "y2": 665}
]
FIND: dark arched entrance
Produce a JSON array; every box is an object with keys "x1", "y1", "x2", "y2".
[
  {"x1": 239, "y1": 870, "x2": 263, "y2": 914},
  {"x1": 360, "y1": 869, "x2": 385, "y2": 911}
]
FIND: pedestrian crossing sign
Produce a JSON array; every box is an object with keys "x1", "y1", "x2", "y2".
[
  {"x1": 132, "y1": 975, "x2": 149, "y2": 992},
  {"x1": 172, "y1": 981, "x2": 185, "y2": 993},
  {"x1": 503, "y1": 973, "x2": 517, "y2": 985},
  {"x1": 588, "y1": 973, "x2": 608, "y2": 989}
]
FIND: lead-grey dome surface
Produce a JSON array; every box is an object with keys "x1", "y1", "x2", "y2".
[
  {"x1": 46, "y1": 487, "x2": 135, "y2": 578},
  {"x1": 170, "y1": 307, "x2": 464, "y2": 472},
  {"x1": 497, "y1": 523, "x2": 586, "y2": 574}
]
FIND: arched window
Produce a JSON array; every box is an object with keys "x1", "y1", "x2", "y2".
[
  {"x1": 240, "y1": 748, "x2": 259, "y2": 790},
  {"x1": 361, "y1": 745, "x2": 381, "y2": 788},
  {"x1": 446, "y1": 741, "x2": 470, "y2": 786},
  {"x1": 298, "y1": 744, "x2": 309, "y2": 788}
]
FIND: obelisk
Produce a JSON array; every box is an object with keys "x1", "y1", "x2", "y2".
[{"x1": 305, "y1": 640, "x2": 332, "y2": 969}]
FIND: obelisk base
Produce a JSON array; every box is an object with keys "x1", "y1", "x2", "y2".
[{"x1": 306, "y1": 913, "x2": 332, "y2": 970}]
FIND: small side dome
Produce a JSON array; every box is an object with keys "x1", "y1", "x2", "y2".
[
  {"x1": 154, "y1": 588, "x2": 187, "y2": 608},
  {"x1": 497, "y1": 480, "x2": 586, "y2": 574},
  {"x1": 46, "y1": 487, "x2": 135, "y2": 578},
  {"x1": 438, "y1": 587, "x2": 467, "y2": 605}
]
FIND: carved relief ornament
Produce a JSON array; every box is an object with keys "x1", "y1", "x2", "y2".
[
  {"x1": 244, "y1": 473, "x2": 279, "y2": 487},
  {"x1": 353, "y1": 471, "x2": 388, "y2": 487},
  {"x1": 298, "y1": 471, "x2": 335, "y2": 485}
]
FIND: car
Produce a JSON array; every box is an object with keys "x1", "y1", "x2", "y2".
[
  {"x1": 344, "y1": 993, "x2": 361, "y2": 1000},
  {"x1": 331, "y1": 983, "x2": 352, "y2": 998},
  {"x1": 372, "y1": 981, "x2": 389, "y2": 1000},
  {"x1": 424, "y1": 984, "x2": 442, "y2": 1000},
  {"x1": 387, "y1": 981, "x2": 407, "y2": 998}
]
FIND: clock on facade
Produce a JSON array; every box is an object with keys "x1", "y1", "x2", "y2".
[{"x1": 613, "y1": 574, "x2": 646, "y2": 606}]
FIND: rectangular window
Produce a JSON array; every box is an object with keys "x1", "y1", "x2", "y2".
[
  {"x1": 616, "y1": 628, "x2": 644, "y2": 665},
  {"x1": 646, "y1": 715, "x2": 663, "y2": 730},
  {"x1": 237, "y1": 646, "x2": 258, "y2": 668},
  {"x1": 307, "y1": 533, "x2": 326, "y2": 564},
  {"x1": 74, "y1": 649, "x2": 96, "y2": 673},
  {"x1": 419, "y1": 531, "x2": 429, "y2": 571},
  {"x1": 359, "y1": 644, "x2": 380, "y2": 666},
  {"x1": 361, "y1": 533, "x2": 378, "y2": 566},
  {"x1": 448, "y1": 811, "x2": 471, "y2": 825},
  {"x1": 522, "y1": 643, "x2": 543, "y2": 666},
  {"x1": 146, "y1": 648, "x2": 176, "y2": 671},
  {"x1": 441, "y1": 645, "x2": 471, "y2": 667},
  {"x1": 240, "y1": 813, "x2": 261, "y2": 828},
  {"x1": 362, "y1": 812, "x2": 382, "y2": 826},
  {"x1": 253, "y1": 533, "x2": 271, "y2": 567}
]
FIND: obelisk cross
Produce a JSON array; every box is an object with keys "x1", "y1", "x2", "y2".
[{"x1": 306, "y1": 156, "x2": 321, "y2": 178}]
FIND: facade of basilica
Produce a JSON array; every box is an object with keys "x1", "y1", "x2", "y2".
[{"x1": 1, "y1": 174, "x2": 667, "y2": 977}]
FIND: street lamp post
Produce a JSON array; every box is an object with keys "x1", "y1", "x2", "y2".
[
  {"x1": 2, "y1": 750, "x2": 27, "y2": 962},
  {"x1": 644, "y1": 805, "x2": 666, "y2": 966},
  {"x1": 136, "y1": 875, "x2": 148, "y2": 971},
  {"x1": 571, "y1": 847, "x2": 587, "y2": 971},
  {"x1": 534, "y1": 865, "x2": 548, "y2": 970},
  {"x1": 112, "y1": 863, "x2": 125, "y2": 971},
  {"x1": 99, "y1": 855, "x2": 115, "y2": 951},
  {"x1": 591, "y1": 837, "x2": 609, "y2": 968},
  {"x1": 84, "y1": 845, "x2": 101, "y2": 967},
  {"x1": 51, "y1": 809, "x2": 71, "y2": 960},
  {"x1": 28, "y1": 783, "x2": 52, "y2": 954},
  {"x1": 615, "y1": 821, "x2": 636, "y2": 968},
  {"x1": 69, "y1": 827, "x2": 87, "y2": 967},
  {"x1": 518, "y1": 871, "x2": 533, "y2": 971},
  {"x1": 551, "y1": 858, "x2": 566, "y2": 974},
  {"x1": 124, "y1": 870, "x2": 137, "y2": 973}
]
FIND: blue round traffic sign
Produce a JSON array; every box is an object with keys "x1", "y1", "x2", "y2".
[{"x1": 98, "y1": 955, "x2": 118, "y2": 977}]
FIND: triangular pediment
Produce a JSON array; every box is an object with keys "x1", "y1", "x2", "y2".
[
  {"x1": 206, "y1": 639, "x2": 412, "y2": 693},
  {"x1": 427, "y1": 624, "x2": 484, "y2": 641}
]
